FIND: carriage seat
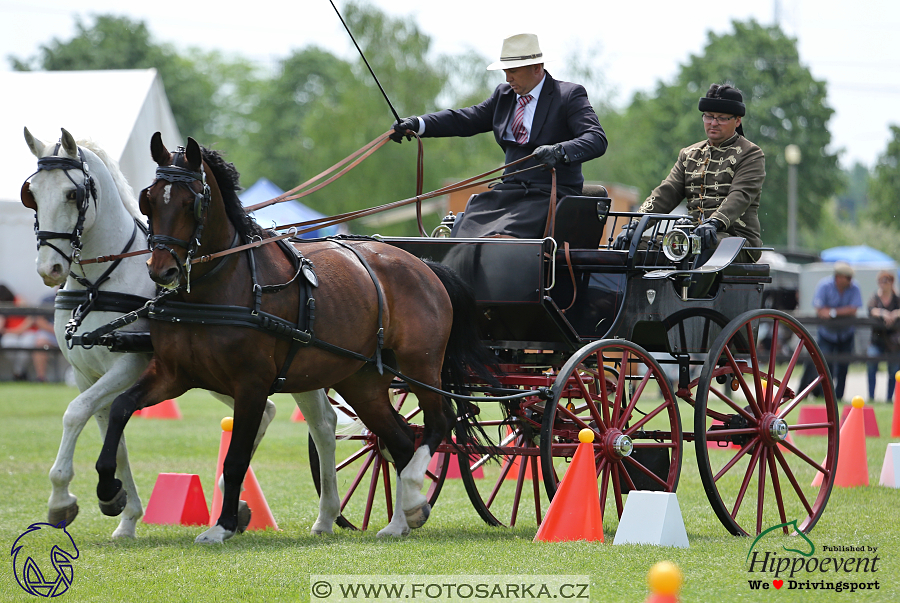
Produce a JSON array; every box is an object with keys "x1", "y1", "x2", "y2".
[{"x1": 549, "y1": 185, "x2": 611, "y2": 249}]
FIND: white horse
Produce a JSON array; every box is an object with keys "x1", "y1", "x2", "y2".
[{"x1": 23, "y1": 128, "x2": 340, "y2": 540}]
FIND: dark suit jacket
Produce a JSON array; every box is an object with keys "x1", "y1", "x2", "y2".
[{"x1": 421, "y1": 72, "x2": 607, "y2": 188}]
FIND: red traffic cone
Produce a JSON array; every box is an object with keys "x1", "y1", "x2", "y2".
[
  {"x1": 892, "y1": 371, "x2": 900, "y2": 438},
  {"x1": 142, "y1": 473, "x2": 210, "y2": 526},
  {"x1": 533, "y1": 429, "x2": 603, "y2": 542},
  {"x1": 209, "y1": 417, "x2": 278, "y2": 530},
  {"x1": 140, "y1": 399, "x2": 182, "y2": 419},
  {"x1": 645, "y1": 561, "x2": 682, "y2": 603},
  {"x1": 812, "y1": 397, "x2": 869, "y2": 487},
  {"x1": 290, "y1": 407, "x2": 305, "y2": 422}
]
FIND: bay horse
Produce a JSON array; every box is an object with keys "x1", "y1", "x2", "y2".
[
  {"x1": 22, "y1": 128, "x2": 336, "y2": 539},
  {"x1": 94, "y1": 133, "x2": 492, "y2": 541}
]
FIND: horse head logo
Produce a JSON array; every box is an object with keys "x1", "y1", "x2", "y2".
[{"x1": 10, "y1": 522, "x2": 80, "y2": 597}]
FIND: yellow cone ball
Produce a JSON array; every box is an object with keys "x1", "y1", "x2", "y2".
[
  {"x1": 221, "y1": 416, "x2": 234, "y2": 432},
  {"x1": 851, "y1": 396, "x2": 865, "y2": 409},
  {"x1": 578, "y1": 428, "x2": 595, "y2": 443},
  {"x1": 648, "y1": 561, "x2": 682, "y2": 595}
]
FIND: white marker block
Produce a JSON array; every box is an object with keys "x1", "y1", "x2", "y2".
[
  {"x1": 879, "y1": 443, "x2": 900, "y2": 488},
  {"x1": 612, "y1": 491, "x2": 689, "y2": 548}
]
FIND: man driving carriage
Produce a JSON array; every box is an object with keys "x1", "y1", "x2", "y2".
[
  {"x1": 390, "y1": 33, "x2": 608, "y2": 239},
  {"x1": 615, "y1": 83, "x2": 765, "y2": 263}
]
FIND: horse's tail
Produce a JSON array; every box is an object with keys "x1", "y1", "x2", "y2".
[{"x1": 424, "y1": 260, "x2": 501, "y2": 453}]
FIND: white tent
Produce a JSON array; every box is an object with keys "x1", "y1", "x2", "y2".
[{"x1": 0, "y1": 69, "x2": 182, "y2": 304}]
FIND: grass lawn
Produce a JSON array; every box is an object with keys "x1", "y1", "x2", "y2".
[{"x1": 0, "y1": 383, "x2": 897, "y2": 602}]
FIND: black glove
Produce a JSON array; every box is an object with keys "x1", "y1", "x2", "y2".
[
  {"x1": 534, "y1": 144, "x2": 567, "y2": 169},
  {"x1": 612, "y1": 221, "x2": 638, "y2": 250},
  {"x1": 390, "y1": 116, "x2": 419, "y2": 143},
  {"x1": 694, "y1": 218, "x2": 725, "y2": 250}
]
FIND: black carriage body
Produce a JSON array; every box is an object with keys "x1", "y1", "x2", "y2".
[{"x1": 384, "y1": 227, "x2": 769, "y2": 355}]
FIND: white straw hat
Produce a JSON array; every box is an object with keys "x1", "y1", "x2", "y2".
[{"x1": 487, "y1": 34, "x2": 547, "y2": 71}]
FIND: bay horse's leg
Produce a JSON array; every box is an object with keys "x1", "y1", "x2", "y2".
[
  {"x1": 95, "y1": 361, "x2": 183, "y2": 522},
  {"x1": 398, "y1": 387, "x2": 448, "y2": 529},
  {"x1": 208, "y1": 391, "x2": 277, "y2": 533},
  {"x1": 92, "y1": 406, "x2": 143, "y2": 539},
  {"x1": 292, "y1": 389, "x2": 340, "y2": 535},
  {"x1": 195, "y1": 387, "x2": 268, "y2": 544}
]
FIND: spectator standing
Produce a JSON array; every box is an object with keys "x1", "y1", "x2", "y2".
[
  {"x1": 866, "y1": 270, "x2": 900, "y2": 402},
  {"x1": 799, "y1": 262, "x2": 863, "y2": 401}
]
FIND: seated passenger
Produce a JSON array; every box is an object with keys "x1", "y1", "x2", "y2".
[
  {"x1": 390, "y1": 33, "x2": 607, "y2": 239},
  {"x1": 615, "y1": 83, "x2": 765, "y2": 263}
]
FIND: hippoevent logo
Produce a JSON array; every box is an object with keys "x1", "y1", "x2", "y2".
[
  {"x1": 745, "y1": 520, "x2": 880, "y2": 594},
  {"x1": 10, "y1": 522, "x2": 80, "y2": 597}
]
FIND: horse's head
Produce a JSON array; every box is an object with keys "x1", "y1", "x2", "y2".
[
  {"x1": 22, "y1": 128, "x2": 98, "y2": 286},
  {"x1": 142, "y1": 132, "x2": 214, "y2": 288}
]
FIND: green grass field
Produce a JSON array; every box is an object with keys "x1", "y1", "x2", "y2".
[{"x1": 0, "y1": 383, "x2": 897, "y2": 602}]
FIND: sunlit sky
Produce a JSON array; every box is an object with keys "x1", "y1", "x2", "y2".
[{"x1": 2, "y1": 0, "x2": 897, "y2": 169}]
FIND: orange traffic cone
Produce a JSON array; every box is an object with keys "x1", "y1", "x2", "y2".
[
  {"x1": 142, "y1": 473, "x2": 210, "y2": 526},
  {"x1": 533, "y1": 429, "x2": 603, "y2": 542},
  {"x1": 209, "y1": 417, "x2": 279, "y2": 531},
  {"x1": 892, "y1": 371, "x2": 900, "y2": 438},
  {"x1": 812, "y1": 397, "x2": 869, "y2": 487},
  {"x1": 290, "y1": 407, "x2": 305, "y2": 422},
  {"x1": 140, "y1": 399, "x2": 182, "y2": 419},
  {"x1": 645, "y1": 561, "x2": 682, "y2": 603}
]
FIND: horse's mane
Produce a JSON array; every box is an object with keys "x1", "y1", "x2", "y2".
[
  {"x1": 198, "y1": 147, "x2": 269, "y2": 242},
  {"x1": 77, "y1": 139, "x2": 144, "y2": 224}
]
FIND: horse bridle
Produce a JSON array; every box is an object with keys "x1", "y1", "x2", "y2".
[
  {"x1": 142, "y1": 153, "x2": 213, "y2": 292},
  {"x1": 21, "y1": 143, "x2": 97, "y2": 265}
]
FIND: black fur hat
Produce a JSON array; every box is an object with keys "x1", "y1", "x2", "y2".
[{"x1": 698, "y1": 84, "x2": 745, "y2": 117}]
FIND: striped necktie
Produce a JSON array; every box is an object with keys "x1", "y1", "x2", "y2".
[{"x1": 513, "y1": 94, "x2": 533, "y2": 144}]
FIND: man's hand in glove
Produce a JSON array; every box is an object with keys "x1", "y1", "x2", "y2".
[
  {"x1": 694, "y1": 217, "x2": 726, "y2": 249},
  {"x1": 390, "y1": 117, "x2": 420, "y2": 143},
  {"x1": 534, "y1": 144, "x2": 567, "y2": 169}
]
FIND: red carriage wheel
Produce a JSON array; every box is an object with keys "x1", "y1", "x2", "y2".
[
  {"x1": 695, "y1": 310, "x2": 838, "y2": 536},
  {"x1": 308, "y1": 389, "x2": 449, "y2": 531},
  {"x1": 456, "y1": 394, "x2": 553, "y2": 527},
  {"x1": 539, "y1": 340, "x2": 683, "y2": 528}
]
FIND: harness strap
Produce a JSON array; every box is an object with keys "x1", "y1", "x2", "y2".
[
  {"x1": 561, "y1": 241, "x2": 578, "y2": 313},
  {"x1": 331, "y1": 239, "x2": 386, "y2": 374}
]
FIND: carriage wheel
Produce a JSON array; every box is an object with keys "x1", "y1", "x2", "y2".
[
  {"x1": 308, "y1": 389, "x2": 449, "y2": 531},
  {"x1": 456, "y1": 395, "x2": 553, "y2": 527},
  {"x1": 540, "y1": 340, "x2": 683, "y2": 527},
  {"x1": 695, "y1": 310, "x2": 838, "y2": 536}
]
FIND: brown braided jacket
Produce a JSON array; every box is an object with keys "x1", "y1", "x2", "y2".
[{"x1": 640, "y1": 132, "x2": 765, "y2": 262}]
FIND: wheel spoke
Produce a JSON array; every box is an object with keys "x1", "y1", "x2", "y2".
[
  {"x1": 772, "y1": 446, "x2": 814, "y2": 516},
  {"x1": 713, "y1": 438, "x2": 758, "y2": 482},
  {"x1": 340, "y1": 450, "x2": 376, "y2": 511},
  {"x1": 598, "y1": 459, "x2": 610, "y2": 513},
  {"x1": 722, "y1": 346, "x2": 763, "y2": 419},
  {"x1": 766, "y1": 448, "x2": 789, "y2": 530},
  {"x1": 731, "y1": 444, "x2": 762, "y2": 519},
  {"x1": 756, "y1": 447, "x2": 768, "y2": 534},
  {"x1": 624, "y1": 455, "x2": 670, "y2": 490},
  {"x1": 777, "y1": 437, "x2": 830, "y2": 474},
  {"x1": 616, "y1": 369, "x2": 653, "y2": 429},
  {"x1": 611, "y1": 462, "x2": 625, "y2": 518},
  {"x1": 623, "y1": 399, "x2": 671, "y2": 434},
  {"x1": 572, "y1": 367, "x2": 608, "y2": 431}
]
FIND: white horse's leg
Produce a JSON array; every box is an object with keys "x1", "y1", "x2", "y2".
[
  {"x1": 47, "y1": 358, "x2": 146, "y2": 537},
  {"x1": 293, "y1": 389, "x2": 340, "y2": 535},
  {"x1": 398, "y1": 445, "x2": 432, "y2": 529},
  {"x1": 93, "y1": 406, "x2": 143, "y2": 539},
  {"x1": 376, "y1": 469, "x2": 411, "y2": 538}
]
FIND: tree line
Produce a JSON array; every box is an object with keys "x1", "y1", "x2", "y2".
[{"x1": 10, "y1": 4, "x2": 898, "y2": 254}]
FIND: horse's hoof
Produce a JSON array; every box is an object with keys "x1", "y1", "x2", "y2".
[
  {"x1": 48, "y1": 502, "x2": 79, "y2": 527},
  {"x1": 195, "y1": 525, "x2": 233, "y2": 544},
  {"x1": 98, "y1": 488, "x2": 127, "y2": 517},
  {"x1": 237, "y1": 500, "x2": 252, "y2": 534},
  {"x1": 376, "y1": 525, "x2": 410, "y2": 538},
  {"x1": 405, "y1": 503, "x2": 430, "y2": 529}
]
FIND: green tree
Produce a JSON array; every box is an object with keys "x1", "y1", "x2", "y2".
[
  {"x1": 8, "y1": 15, "x2": 235, "y2": 140},
  {"x1": 593, "y1": 20, "x2": 840, "y2": 247},
  {"x1": 866, "y1": 124, "x2": 900, "y2": 224}
]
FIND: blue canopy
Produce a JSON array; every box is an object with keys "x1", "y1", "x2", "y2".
[
  {"x1": 240, "y1": 178, "x2": 335, "y2": 239},
  {"x1": 820, "y1": 245, "x2": 895, "y2": 264}
]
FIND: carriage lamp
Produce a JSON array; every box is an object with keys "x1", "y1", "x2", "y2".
[
  {"x1": 431, "y1": 211, "x2": 458, "y2": 238},
  {"x1": 662, "y1": 229, "x2": 699, "y2": 262}
]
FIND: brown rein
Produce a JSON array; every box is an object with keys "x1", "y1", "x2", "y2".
[{"x1": 76, "y1": 131, "x2": 548, "y2": 266}]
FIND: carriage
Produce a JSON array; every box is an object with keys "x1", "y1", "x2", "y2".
[
  {"x1": 25, "y1": 129, "x2": 838, "y2": 541},
  {"x1": 309, "y1": 184, "x2": 839, "y2": 537}
]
